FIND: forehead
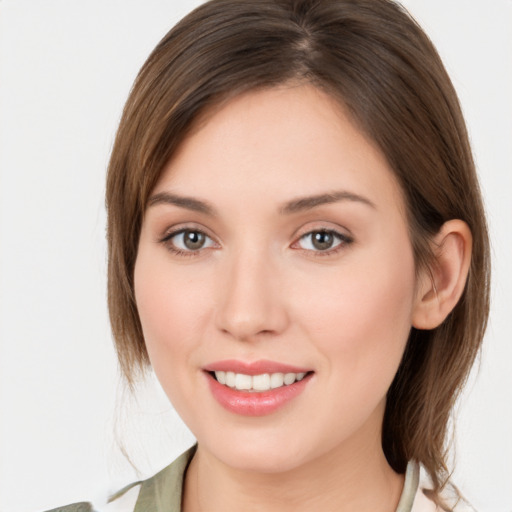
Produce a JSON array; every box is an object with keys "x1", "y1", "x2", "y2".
[{"x1": 153, "y1": 85, "x2": 405, "y2": 217}]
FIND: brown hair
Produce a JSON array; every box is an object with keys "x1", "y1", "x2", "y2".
[{"x1": 106, "y1": 0, "x2": 490, "y2": 504}]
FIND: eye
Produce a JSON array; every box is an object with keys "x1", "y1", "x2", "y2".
[
  {"x1": 162, "y1": 229, "x2": 217, "y2": 254},
  {"x1": 296, "y1": 229, "x2": 352, "y2": 253}
]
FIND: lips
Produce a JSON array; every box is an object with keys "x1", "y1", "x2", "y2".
[
  {"x1": 203, "y1": 359, "x2": 313, "y2": 416},
  {"x1": 203, "y1": 359, "x2": 311, "y2": 375}
]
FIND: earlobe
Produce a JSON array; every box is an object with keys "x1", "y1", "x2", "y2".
[{"x1": 412, "y1": 220, "x2": 472, "y2": 330}]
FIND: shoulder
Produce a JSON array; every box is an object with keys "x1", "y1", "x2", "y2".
[
  {"x1": 44, "y1": 504, "x2": 95, "y2": 512},
  {"x1": 412, "y1": 487, "x2": 477, "y2": 512},
  {"x1": 102, "y1": 444, "x2": 196, "y2": 511},
  {"x1": 43, "y1": 445, "x2": 196, "y2": 512},
  {"x1": 411, "y1": 465, "x2": 477, "y2": 512},
  {"x1": 42, "y1": 485, "x2": 141, "y2": 512},
  {"x1": 101, "y1": 482, "x2": 142, "y2": 512}
]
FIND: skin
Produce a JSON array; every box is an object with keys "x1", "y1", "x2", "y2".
[{"x1": 134, "y1": 84, "x2": 433, "y2": 511}]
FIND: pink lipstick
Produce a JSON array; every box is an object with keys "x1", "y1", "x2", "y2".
[{"x1": 203, "y1": 359, "x2": 313, "y2": 416}]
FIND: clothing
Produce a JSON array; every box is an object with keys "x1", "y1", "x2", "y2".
[{"x1": 45, "y1": 445, "x2": 475, "y2": 512}]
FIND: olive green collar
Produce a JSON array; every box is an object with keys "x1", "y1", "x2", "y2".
[{"x1": 134, "y1": 445, "x2": 197, "y2": 512}]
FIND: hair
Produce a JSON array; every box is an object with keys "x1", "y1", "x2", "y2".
[{"x1": 105, "y1": 0, "x2": 490, "y2": 505}]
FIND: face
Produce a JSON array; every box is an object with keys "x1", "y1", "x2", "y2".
[{"x1": 134, "y1": 85, "x2": 421, "y2": 473}]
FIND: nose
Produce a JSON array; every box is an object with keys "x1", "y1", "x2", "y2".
[{"x1": 215, "y1": 248, "x2": 289, "y2": 342}]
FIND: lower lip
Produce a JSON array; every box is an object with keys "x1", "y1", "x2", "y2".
[{"x1": 205, "y1": 372, "x2": 312, "y2": 416}]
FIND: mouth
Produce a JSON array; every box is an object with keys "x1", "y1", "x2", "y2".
[
  {"x1": 203, "y1": 360, "x2": 314, "y2": 416},
  {"x1": 208, "y1": 370, "x2": 311, "y2": 392}
]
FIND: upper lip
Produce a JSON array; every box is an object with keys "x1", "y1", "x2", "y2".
[{"x1": 203, "y1": 359, "x2": 312, "y2": 375}]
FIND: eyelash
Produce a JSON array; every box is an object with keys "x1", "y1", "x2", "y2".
[
  {"x1": 159, "y1": 228, "x2": 218, "y2": 258},
  {"x1": 159, "y1": 227, "x2": 353, "y2": 258},
  {"x1": 294, "y1": 229, "x2": 353, "y2": 257}
]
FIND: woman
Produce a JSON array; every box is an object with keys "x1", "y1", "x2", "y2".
[{"x1": 50, "y1": 0, "x2": 490, "y2": 510}]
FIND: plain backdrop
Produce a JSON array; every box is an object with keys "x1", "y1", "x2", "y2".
[{"x1": 0, "y1": 1, "x2": 511, "y2": 511}]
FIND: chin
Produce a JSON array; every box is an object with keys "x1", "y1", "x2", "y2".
[
  {"x1": 220, "y1": 445, "x2": 308, "y2": 474},
  {"x1": 196, "y1": 425, "x2": 324, "y2": 474}
]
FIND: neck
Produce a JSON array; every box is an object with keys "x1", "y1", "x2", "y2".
[{"x1": 182, "y1": 409, "x2": 405, "y2": 512}]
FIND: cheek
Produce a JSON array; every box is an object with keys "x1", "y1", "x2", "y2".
[
  {"x1": 133, "y1": 247, "x2": 213, "y2": 371},
  {"x1": 294, "y1": 244, "x2": 416, "y2": 389}
]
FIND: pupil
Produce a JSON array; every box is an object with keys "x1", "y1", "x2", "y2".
[
  {"x1": 312, "y1": 231, "x2": 333, "y2": 250},
  {"x1": 184, "y1": 231, "x2": 205, "y2": 250}
]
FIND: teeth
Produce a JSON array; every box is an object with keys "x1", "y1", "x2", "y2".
[
  {"x1": 214, "y1": 371, "x2": 308, "y2": 392},
  {"x1": 284, "y1": 373, "x2": 296, "y2": 385},
  {"x1": 253, "y1": 373, "x2": 270, "y2": 391},
  {"x1": 226, "y1": 371, "x2": 236, "y2": 388},
  {"x1": 235, "y1": 373, "x2": 252, "y2": 390},
  {"x1": 270, "y1": 372, "x2": 284, "y2": 389}
]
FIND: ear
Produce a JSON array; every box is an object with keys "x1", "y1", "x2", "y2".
[{"x1": 412, "y1": 219, "x2": 472, "y2": 330}]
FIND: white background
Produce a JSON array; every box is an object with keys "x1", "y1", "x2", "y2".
[{"x1": 0, "y1": 1, "x2": 510, "y2": 511}]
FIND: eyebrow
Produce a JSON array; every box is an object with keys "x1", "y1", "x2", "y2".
[
  {"x1": 147, "y1": 192, "x2": 217, "y2": 216},
  {"x1": 147, "y1": 189, "x2": 375, "y2": 216},
  {"x1": 280, "y1": 190, "x2": 376, "y2": 214}
]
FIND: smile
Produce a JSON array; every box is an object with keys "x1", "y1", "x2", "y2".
[
  {"x1": 213, "y1": 371, "x2": 307, "y2": 392},
  {"x1": 203, "y1": 360, "x2": 313, "y2": 416}
]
